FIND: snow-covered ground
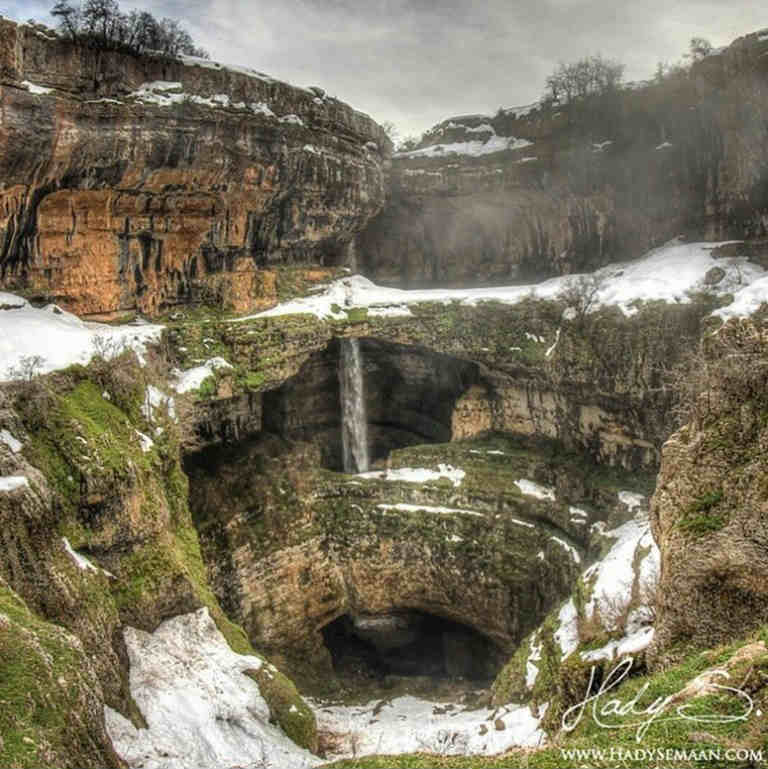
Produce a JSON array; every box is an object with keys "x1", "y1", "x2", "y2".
[
  {"x1": 395, "y1": 132, "x2": 533, "y2": 159},
  {"x1": 106, "y1": 608, "x2": 545, "y2": 768},
  {"x1": 525, "y1": 496, "x2": 659, "y2": 688},
  {"x1": 0, "y1": 293, "x2": 162, "y2": 381},
  {"x1": 171, "y1": 357, "x2": 233, "y2": 393},
  {"x1": 312, "y1": 696, "x2": 544, "y2": 761},
  {"x1": 240, "y1": 240, "x2": 768, "y2": 323},
  {"x1": 105, "y1": 608, "x2": 319, "y2": 769},
  {"x1": 357, "y1": 464, "x2": 465, "y2": 487}
]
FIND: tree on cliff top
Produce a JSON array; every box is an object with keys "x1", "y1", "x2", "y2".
[
  {"x1": 544, "y1": 54, "x2": 624, "y2": 105},
  {"x1": 51, "y1": 0, "x2": 208, "y2": 58}
]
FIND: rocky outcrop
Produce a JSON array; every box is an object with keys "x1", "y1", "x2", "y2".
[
  {"x1": 185, "y1": 432, "x2": 651, "y2": 689},
  {"x1": 171, "y1": 292, "x2": 720, "y2": 470},
  {"x1": 0, "y1": 359, "x2": 316, "y2": 763},
  {"x1": 360, "y1": 29, "x2": 768, "y2": 286},
  {"x1": 649, "y1": 318, "x2": 768, "y2": 666},
  {"x1": 0, "y1": 19, "x2": 389, "y2": 317}
]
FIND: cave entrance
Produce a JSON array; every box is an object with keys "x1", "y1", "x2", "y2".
[{"x1": 322, "y1": 611, "x2": 503, "y2": 690}]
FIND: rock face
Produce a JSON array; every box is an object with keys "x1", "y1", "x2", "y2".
[
  {"x1": 185, "y1": 433, "x2": 650, "y2": 688},
  {"x1": 360, "y1": 29, "x2": 768, "y2": 286},
  {"x1": 0, "y1": 19, "x2": 389, "y2": 317},
  {"x1": 649, "y1": 319, "x2": 768, "y2": 665},
  {"x1": 172, "y1": 293, "x2": 719, "y2": 472},
  {"x1": 0, "y1": 360, "x2": 317, "y2": 764}
]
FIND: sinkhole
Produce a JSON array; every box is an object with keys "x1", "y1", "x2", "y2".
[{"x1": 321, "y1": 611, "x2": 504, "y2": 685}]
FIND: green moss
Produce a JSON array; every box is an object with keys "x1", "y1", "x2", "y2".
[
  {"x1": 344, "y1": 307, "x2": 369, "y2": 323},
  {"x1": 246, "y1": 666, "x2": 319, "y2": 752},
  {"x1": 197, "y1": 375, "x2": 217, "y2": 399},
  {"x1": 0, "y1": 583, "x2": 109, "y2": 768},
  {"x1": 490, "y1": 636, "x2": 531, "y2": 705},
  {"x1": 678, "y1": 489, "x2": 726, "y2": 534}
]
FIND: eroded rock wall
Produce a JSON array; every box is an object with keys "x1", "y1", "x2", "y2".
[
  {"x1": 360, "y1": 30, "x2": 768, "y2": 286},
  {"x1": 649, "y1": 318, "x2": 768, "y2": 666},
  {"x1": 185, "y1": 434, "x2": 646, "y2": 688},
  {"x1": 0, "y1": 19, "x2": 389, "y2": 317}
]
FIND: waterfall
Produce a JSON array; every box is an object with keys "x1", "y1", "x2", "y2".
[{"x1": 339, "y1": 337, "x2": 369, "y2": 473}]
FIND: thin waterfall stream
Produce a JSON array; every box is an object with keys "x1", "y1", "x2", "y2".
[{"x1": 339, "y1": 337, "x2": 370, "y2": 473}]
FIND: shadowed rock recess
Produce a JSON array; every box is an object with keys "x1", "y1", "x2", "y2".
[{"x1": 3, "y1": 14, "x2": 768, "y2": 769}]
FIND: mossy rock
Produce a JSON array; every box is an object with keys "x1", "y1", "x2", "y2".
[
  {"x1": 246, "y1": 665, "x2": 319, "y2": 752},
  {"x1": 0, "y1": 581, "x2": 120, "y2": 769}
]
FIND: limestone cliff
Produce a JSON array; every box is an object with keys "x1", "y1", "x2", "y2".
[
  {"x1": 360, "y1": 29, "x2": 768, "y2": 286},
  {"x1": 0, "y1": 18, "x2": 389, "y2": 317},
  {"x1": 649, "y1": 317, "x2": 768, "y2": 666}
]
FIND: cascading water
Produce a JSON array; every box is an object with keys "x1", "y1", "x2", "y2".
[{"x1": 339, "y1": 337, "x2": 370, "y2": 473}]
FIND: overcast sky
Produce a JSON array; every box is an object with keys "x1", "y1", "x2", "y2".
[{"x1": 4, "y1": 0, "x2": 767, "y2": 138}]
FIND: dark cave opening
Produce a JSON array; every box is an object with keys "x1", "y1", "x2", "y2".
[{"x1": 322, "y1": 611, "x2": 503, "y2": 685}]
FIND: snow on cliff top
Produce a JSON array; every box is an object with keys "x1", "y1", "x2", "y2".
[
  {"x1": 394, "y1": 132, "x2": 533, "y2": 159},
  {"x1": 243, "y1": 240, "x2": 768, "y2": 322},
  {"x1": 0, "y1": 293, "x2": 162, "y2": 381}
]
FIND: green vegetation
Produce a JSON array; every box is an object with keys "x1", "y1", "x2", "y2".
[
  {"x1": 0, "y1": 582, "x2": 110, "y2": 768},
  {"x1": 678, "y1": 489, "x2": 726, "y2": 534},
  {"x1": 246, "y1": 666, "x2": 319, "y2": 752}
]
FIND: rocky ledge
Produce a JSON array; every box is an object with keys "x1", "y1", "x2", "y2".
[{"x1": 0, "y1": 18, "x2": 389, "y2": 318}]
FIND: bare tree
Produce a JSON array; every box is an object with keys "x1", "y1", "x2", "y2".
[
  {"x1": 544, "y1": 54, "x2": 625, "y2": 104},
  {"x1": 7, "y1": 355, "x2": 46, "y2": 382},
  {"x1": 50, "y1": 0, "x2": 209, "y2": 57},
  {"x1": 687, "y1": 36, "x2": 714, "y2": 62}
]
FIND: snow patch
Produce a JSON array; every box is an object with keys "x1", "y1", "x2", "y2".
[
  {"x1": 554, "y1": 599, "x2": 579, "y2": 659},
  {"x1": 172, "y1": 358, "x2": 233, "y2": 394},
  {"x1": 236, "y1": 241, "x2": 767, "y2": 322},
  {"x1": 0, "y1": 475, "x2": 28, "y2": 492},
  {"x1": 713, "y1": 274, "x2": 768, "y2": 319},
  {"x1": 135, "y1": 430, "x2": 154, "y2": 453},
  {"x1": 62, "y1": 537, "x2": 115, "y2": 578},
  {"x1": 312, "y1": 695, "x2": 543, "y2": 761},
  {"x1": 618, "y1": 490, "x2": 646, "y2": 512},
  {"x1": 21, "y1": 80, "x2": 52, "y2": 95},
  {"x1": 395, "y1": 132, "x2": 533, "y2": 159},
  {"x1": 142, "y1": 386, "x2": 176, "y2": 425},
  {"x1": 358, "y1": 464, "x2": 465, "y2": 487},
  {"x1": 0, "y1": 430, "x2": 22, "y2": 453},
  {"x1": 377, "y1": 502, "x2": 483, "y2": 517},
  {"x1": 581, "y1": 626, "x2": 655, "y2": 663},
  {"x1": 0, "y1": 293, "x2": 161, "y2": 381},
  {"x1": 550, "y1": 535, "x2": 581, "y2": 564},
  {"x1": 105, "y1": 608, "x2": 317, "y2": 769},
  {"x1": 582, "y1": 512, "x2": 658, "y2": 632},
  {"x1": 514, "y1": 479, "x2": 556, "y2": 501},
  {"x1": 526, "y1": 633, "x2": 543, "y2": 687}
]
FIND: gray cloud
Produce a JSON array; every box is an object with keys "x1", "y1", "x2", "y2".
[{"x1": 6, "y1": 0, "x2": 768, "y2": 137}]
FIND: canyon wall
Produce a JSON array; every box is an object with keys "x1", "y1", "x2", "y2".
[
  {"x1": 0, "y1": 18, "x2": 389, "y2": 317},
  {"x1": 360, "y1": 29, "x2": 768, "y2": 286}
]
